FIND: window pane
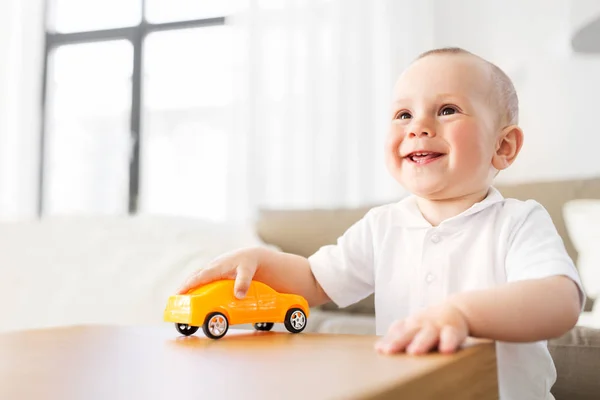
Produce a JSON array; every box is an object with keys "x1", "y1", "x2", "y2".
[
  {"x1": 44, "y1": 40, "x2": 133, "y2": 215},
  {"x1": 145, "y1": 0, "x2": 238, "y2": 23},
  {"x1": 140, "y1": 27, "x2": 234, "y2": 221},
  {"x1": 49, "y1": 0, "x2": 141, "y2": 33}
]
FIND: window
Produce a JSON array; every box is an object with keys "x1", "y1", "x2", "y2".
[
  {"x1": 44, "y1": 40, "x2": 133, "y2": 215},
  {"x1": 41, "y1": 0, "x2": 232, "y2": 219}
]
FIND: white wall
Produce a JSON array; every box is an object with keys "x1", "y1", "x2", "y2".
[
  {"x1": 431, "y1": 0, "x2": 600, "y2": 184},
  {"x1": 0, "y1": 0, "x2": 44, "y2": 220}
]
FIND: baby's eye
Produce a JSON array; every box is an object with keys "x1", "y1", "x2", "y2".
[
  {"x1": 395, "y1": 111, "x2": 412, "y2": 120},
  {"x1": 439, "y1": 106, "x2": 458, "y2": 116}
]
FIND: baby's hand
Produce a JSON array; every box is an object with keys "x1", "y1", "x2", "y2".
[
  {"x1": 375, "y1": 302, "x2": 469, "y2": 355},
  {"x1": 176, "y1": 247, "x2": 262, "y2": 299}
]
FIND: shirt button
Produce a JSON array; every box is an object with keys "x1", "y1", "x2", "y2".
[
  {"x1": 431, "y1": 234, "x2": 441, "y2": 243},
  {"x1": 425, "y1": 273, "x2": 436, "y2": 284}
]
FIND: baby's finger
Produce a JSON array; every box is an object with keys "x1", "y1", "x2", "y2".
[
  {"x1": 376, "y1": 324, "x2": 419, "y2": 354},
  {"x1": 438, "y1": 325, "x2": 462, "y2": 354},
  {"x1": 375, "y1": 320, "x2": 403, "y2": 351},
  {"x1": 406, "y1": 324, "x2": 439, "y2": 355},
  {"x1": 233, "y1": 264, "x2": 255, "y2": 299},
  {"x1": 387, "y1": 320, "x2": 406, "y2": 335},
  {"x1": 177, "y1": 266, "x2": 232, "y2": 294}
]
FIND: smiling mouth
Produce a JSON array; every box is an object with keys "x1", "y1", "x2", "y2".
[{"x1": 404, "y1": 151, "x2": 445, "y2": 165}]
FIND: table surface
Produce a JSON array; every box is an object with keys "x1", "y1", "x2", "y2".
[{"x1": 0, "y1": 325, "x2": 498, "y2": 400}]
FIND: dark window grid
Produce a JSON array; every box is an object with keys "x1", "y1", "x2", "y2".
[{"x1": 39, "y1": 0, "x2": 225, "y2": 215}]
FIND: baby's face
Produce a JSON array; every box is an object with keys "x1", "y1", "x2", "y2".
[{"x1": 385, "y1": 54, "x2": 500, "y2": 200}]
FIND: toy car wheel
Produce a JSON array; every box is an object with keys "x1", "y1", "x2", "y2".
[
  {"x1": 175, "y1": 323, "x2": 199, "y2": 336},
  {"x1": 253, "y1": 322, "x2": 274, "y2": 331},
  {"x1": 202, "y1": 312, "x2": 229, "y2": 339},
  {"x1": 284, "y1": 308, "x2": 307, "y2": 333}
]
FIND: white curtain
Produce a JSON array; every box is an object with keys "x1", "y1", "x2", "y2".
[
  {"x1": 225, "y1": 0, "x2": 435, "y2": 220},
  {"x1": 0, "y1": 0, "x2": 44, "y2": 221}
]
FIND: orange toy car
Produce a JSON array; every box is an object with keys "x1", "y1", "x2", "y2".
[{"x1": 164, "y1": 279, "x2": 310, "y2": 339}]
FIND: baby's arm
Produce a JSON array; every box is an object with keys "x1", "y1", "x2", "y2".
[
  {"x1": 254, "y1": 248, "x2": 331, "y2": 306},
  {"x1": 179, "y1": 207, "x2": 378, "y2": 308},
  {"x1": 376, "y1": 276, "x2": 580, "y2": 355},
  {"x1": 177, "y1": 247, "x2": 331, "y2": 307},
  {"x1": 448, "y1": 275, "x2": 580, "y2": 342}
]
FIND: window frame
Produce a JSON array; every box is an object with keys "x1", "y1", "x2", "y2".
[{"x1": 39, "y1": 0, "x2": 226, "y2": 215}]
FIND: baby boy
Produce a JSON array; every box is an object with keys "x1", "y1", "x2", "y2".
[{"x1": 178, "y1": 47, "x2": 584, "y2": 400}]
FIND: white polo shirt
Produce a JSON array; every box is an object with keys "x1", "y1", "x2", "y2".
[{"x1": 309, "y1": 186, "x2": 584, "y2": 400}]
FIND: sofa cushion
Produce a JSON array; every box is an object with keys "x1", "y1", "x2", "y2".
[
  {"x1": 563, "y1": 200, "x2": 600, "y2": 301},
  {"x1": 0, "y1": 215, "x2": 267, "y2": 332},
  {"x1": 548, "y1": 326, "x2": 600, "y2": 400}
]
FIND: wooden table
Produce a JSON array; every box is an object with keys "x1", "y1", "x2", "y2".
[{"x1": 0, "y1": 325, "x2": 498, "y2": 400}]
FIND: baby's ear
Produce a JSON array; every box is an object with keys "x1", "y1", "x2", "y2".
[{"x1": 492, "y1": 125, "x2": 523, "y2": 170}]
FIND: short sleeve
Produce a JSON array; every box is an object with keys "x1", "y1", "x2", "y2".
[
  {"x1": 506, "y1": 201, "x2": 586, "y2": 310},
  {"x1": 308, "y1": 210, "x2": 375, "y2": 308}
]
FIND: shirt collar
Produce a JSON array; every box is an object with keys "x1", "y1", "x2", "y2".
[{"x1": 395, "y1": 186, "x2": 505, "y2": 228}]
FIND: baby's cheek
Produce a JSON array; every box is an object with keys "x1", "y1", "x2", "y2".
[
  {"x1": 385, "y1": 126, "x2": 404, "y2": 151},
  {"x1": 384, "y1": 128, "x2": 403, "y2": 163},
  {"x1": 454, "y1": 131, "x2": 488, "y2": 168}
]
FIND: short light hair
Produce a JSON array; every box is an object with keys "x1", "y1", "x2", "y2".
[{"x1": 416, "y1": 47, "x2": 519, "y2": 127}]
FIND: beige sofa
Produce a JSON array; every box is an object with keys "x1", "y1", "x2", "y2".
[
  {"x1": 0, "y1": 178, "x2": 597, "y2": 399},
  {"x1": 256, "y1": 177, "x2": 600, "y2": 400}
]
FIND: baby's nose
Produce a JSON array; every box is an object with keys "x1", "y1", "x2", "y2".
[{"x1": 409, "y1": 129, "x2": 435, "y2": 138}]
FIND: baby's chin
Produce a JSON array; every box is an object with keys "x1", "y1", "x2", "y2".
[
  {"x1": 401, "y1": 178, "x2": 491, "y2": 203},
  {"x1": 399, "y1": 179, "x2": 452, "y2": 200}
]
